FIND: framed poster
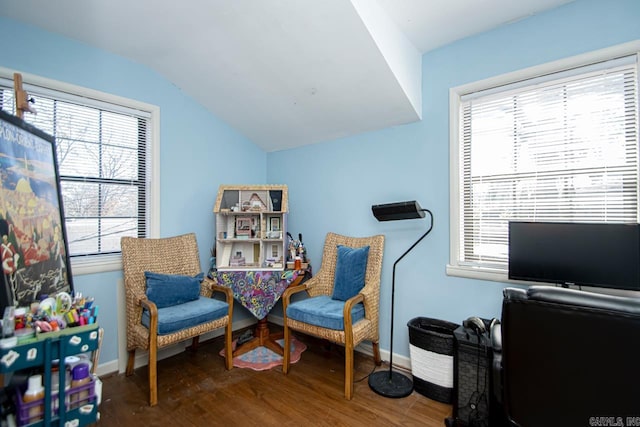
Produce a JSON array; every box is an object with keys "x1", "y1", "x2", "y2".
[{"x1": 0, "y1": 109, "x2": 73, "y2": 314}]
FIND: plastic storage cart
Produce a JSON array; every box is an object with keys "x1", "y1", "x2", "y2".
[
  {"x1": 407, "y1": 317, "x2": 458, "y2": 403},
  {"x1": 0, "y1": 323, "x2": 100, "y2": 426}
]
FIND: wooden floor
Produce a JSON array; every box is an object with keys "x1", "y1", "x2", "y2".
[{"x1": 98, "y1": 326, "x2": 452, "y2": 426}]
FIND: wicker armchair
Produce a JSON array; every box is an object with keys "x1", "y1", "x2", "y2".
[
  {"x1": 121, "y1": 233, "x2": 233, "y2": 406},
  {"x1": 282, "y1": 232, "x2": 384, "y2": 399}
]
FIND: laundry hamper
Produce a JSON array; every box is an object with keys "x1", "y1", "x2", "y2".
[{"x1": 407, "y1": 317, "x2": 459, "y2": 403}]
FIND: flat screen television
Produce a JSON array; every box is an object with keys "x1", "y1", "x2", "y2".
[{"x1": 508, "y1": 221, "x2": 640, "y2": 291}]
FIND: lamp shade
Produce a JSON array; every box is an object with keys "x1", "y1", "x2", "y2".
[{"x1": 372, "y1": 201, "x2": 426, "y2": 221}]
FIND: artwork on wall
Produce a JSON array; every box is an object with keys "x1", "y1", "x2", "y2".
[{"x1": 0, "y1": 109, "x2": 73, "y2": 314}]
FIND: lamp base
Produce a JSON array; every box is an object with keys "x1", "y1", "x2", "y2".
[{"x1": 368, "y1": 370, "x2": 414, "y2": 398}]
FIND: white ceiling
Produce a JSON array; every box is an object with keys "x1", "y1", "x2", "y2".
[{"x1": 0, "y1": 0, "x2": 574, "y2": 152}]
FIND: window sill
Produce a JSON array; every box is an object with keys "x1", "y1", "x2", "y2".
[
  {"x1": 445, "y1": 264, "x2": 511, "y2": 283},
  {"x1": 71, "y1": 254, "x2": 122, "y2": 276}
]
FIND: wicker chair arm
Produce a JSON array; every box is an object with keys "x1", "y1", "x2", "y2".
[
  {"x1": 199, "y1": 278, "x2": 214, "y2": 297},
  {"x1": 342, "y1": 293, "x2": 364, "y2": 347},
  {"x1": 300, "y1": 275, "x2": 330, "y2": 297},
  {"x1": 124, "y1": 287, "x2": 144, "y2": 327},
  {"x1": 343, "y1": 293, "x2": 364, "y2": 323},
  {"x1": 282, "y1": 283, "x2": 309, "y2": 307},
  {"x1": 139, "y1": 297, "x2": 157, "y2": 314},
  {"x1": 126, "y1": 287, "x2": 146, "y2": 307},
  {"x1": 209, "y1": 280, "x2": 234, "y2": 304},
  {"x1": 203, "y1": 277, "x2": 235, "y2": 303},
  {"x1": 359, "y1": 284, "x2": 377, "y2": 316},
  {"x1": 138, "y1": 297, "x2": 158, "y2": 346},
  {"x1": 139, "y1": 296, "x2": 157, "y2": 328}
]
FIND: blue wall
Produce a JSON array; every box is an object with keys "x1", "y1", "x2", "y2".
[
  {"x1": 1, "y1": 0, "x2": 639, "y2": 368},
  {"x1": 268, "y1": 0, "x2": 640, "y2": 356},
  {"x1": 0, "y1": 17, "x2": 266, "y2": 365}
]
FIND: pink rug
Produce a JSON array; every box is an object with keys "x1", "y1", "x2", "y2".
[{"x1": 219, "y1": 337, "x2": 306, "y2": 371}]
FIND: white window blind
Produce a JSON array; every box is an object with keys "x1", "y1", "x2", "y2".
[
  {"x1": 0, "y1": 79, "x2": 152, "y2": 258},
  {"x1": 457, "y1": 55, "x2": 639, "y2": 272}
]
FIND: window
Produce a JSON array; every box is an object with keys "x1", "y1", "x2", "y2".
[
  {"x1": 0, "y1": 69, "x2": 159, "y2": 274},
  {"x1": 448, "y1": 46, "x2": 639, "y2": 281}
]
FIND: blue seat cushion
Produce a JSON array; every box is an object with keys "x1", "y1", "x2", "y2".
[
  {"x1": 286, "y1": 295, "x2": 365, "y2": 330},
  {"x1": 142, "y1": 297, "x2": 228, "y2": 335}
]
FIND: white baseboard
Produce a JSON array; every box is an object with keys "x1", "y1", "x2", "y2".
[{"x1": 96, "y1": 360, "x2": 118, "y2": 377}]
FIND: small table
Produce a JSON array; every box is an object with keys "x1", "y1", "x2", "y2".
[{"x1": 213, "y1": 268, "x2": 311, "y2": 357}]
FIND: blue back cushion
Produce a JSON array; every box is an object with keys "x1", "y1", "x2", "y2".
[
  {"x1": 145, "y1": 271, "x2": 203, "y2": 308},
  {"x1": 331, "y1": 245, "x2": 369, "y2": 301}
]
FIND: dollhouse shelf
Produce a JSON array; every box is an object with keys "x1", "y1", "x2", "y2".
[{"x1": 213, "y1": 185, "x2": 288, "y2": 271}]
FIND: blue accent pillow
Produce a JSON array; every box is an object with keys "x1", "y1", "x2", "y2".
[
  {"x1": 145, "y1": 271, "x2": 204, "y2": 308},
  {"x1": 331, "y1": 245, "x2": 369, "y2": 301}
]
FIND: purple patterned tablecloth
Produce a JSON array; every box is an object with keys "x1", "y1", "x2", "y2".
[{"x1": 214, "y1": 270, "x2": 300, "y2": 320}]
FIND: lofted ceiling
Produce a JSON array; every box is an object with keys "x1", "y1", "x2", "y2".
[{"x1": 0, "y1": 0, "x2": 574, "y2": 152}]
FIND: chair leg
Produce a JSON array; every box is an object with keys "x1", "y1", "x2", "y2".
[
  {"x1": 282, "y1": 324, "x2": 291, "y2": 374},
  {"x1": 126, "y1": 349, "x2": 135, "y2": 376},
  {"x1": 345, "y1": 344, "x2": 354, "y2": 400},
  {"x1": 224, "y1": 321, "x2": 233, "y2": 370},
  {"x1": 187, "y1": 336, "x2": 200, "y2": 351},
  {"x1": 372, "y1": 340, "x2": 382, "y2": 366},
  {"x1": 149, "y1": 345, "x2": 158, "y2": 406}
]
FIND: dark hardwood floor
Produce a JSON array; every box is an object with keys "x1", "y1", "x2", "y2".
[{"x1": 98, "y1": 325, "x2": 452, "y2": 426}]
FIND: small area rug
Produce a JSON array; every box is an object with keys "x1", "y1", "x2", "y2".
[{"x1": 219, "y1": 337, "x2": 306, "y2": 371}]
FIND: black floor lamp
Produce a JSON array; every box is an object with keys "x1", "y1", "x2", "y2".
[{"x1": 368, "y1": 200, "x2": 434, "y2": 398}]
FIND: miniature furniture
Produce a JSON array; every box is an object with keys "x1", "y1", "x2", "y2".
[
  {"x1": 120, "y1": 233, "x2": 234, "y2": 406},
  {"x1": 494, "y1": 286, "x2": 640, "y2": 426},
  {"x1": 213, "y1": 185, "x2": 288, "y2": 270},
  {"x1": 281, "y1": 232, "x2": 384, "y2": 399}
]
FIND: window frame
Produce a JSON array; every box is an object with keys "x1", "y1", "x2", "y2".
[
  {"x1": 0, "y1": 67, "x2": 160, "y2": 275},
  {"x1": 447, "y1": 41, "x2": 640, "y2": 283}
]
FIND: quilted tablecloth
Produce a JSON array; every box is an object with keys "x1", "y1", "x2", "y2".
[{"x1": 213, "y1": 270, "x2": 300, "y2": 320}]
